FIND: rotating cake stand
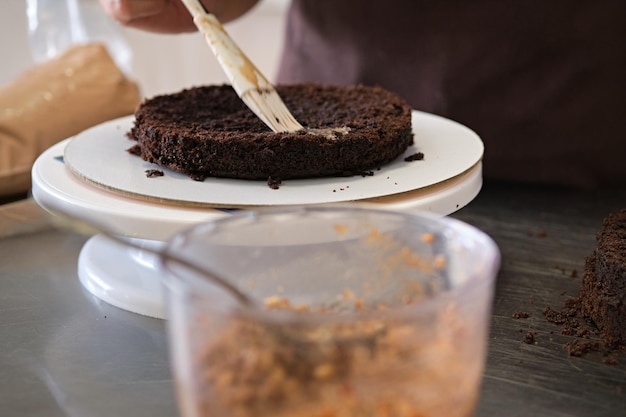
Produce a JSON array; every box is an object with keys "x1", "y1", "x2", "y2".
[{"x1": 32, "y1": 111, "x2": 484, "y2": 319}]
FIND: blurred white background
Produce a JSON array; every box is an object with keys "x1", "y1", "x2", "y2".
[{"x1": 1, "y1": 0, "x2": 289, "y2": 98}]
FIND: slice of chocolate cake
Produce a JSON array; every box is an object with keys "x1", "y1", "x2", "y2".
[
  {"x1": 580, "y1": 209, "x2": 626, "y2": 347},
  {"x1": 128, "y1": 84, "x2": 413, "y2": 181}
]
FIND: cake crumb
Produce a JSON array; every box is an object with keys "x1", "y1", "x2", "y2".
[
  {"x1": 404, "y1": 152, "x2": 424, "y2": 162},
  {"x1": 267, "y1": 176, "x2": 282, "y2": 189},
  {"x1": 544, "y1": 298, "x2": 622, "y2": 360},
  {"x1": 264, "y1": 295, "x2": 290, "y2": 309},
  {"x1": 145, "y1": 169, "x2": 164, "y2": 178},
  {"x1": 523, "y1": 331, "x2": 536, "y2": 344},
  {"x1": 433, "y1": 255, "x2": 446, "y2": 270},
  {"x1": 127, "y1": 145, "x2": 141, "y2": 155},
  {"x1": 190, "y1": 172, "x2": 206, "y2": 181},
  {"x1": 565, "y1": 339, "x2": 602, "y2": 357},
  {"x1": 421, "y1": 233, "x2": 435, "y2": 243},
  {"x1": 512, "y1": 311, "x2": 530, "y2": 319}
]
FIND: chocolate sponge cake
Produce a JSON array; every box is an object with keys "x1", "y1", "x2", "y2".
[
  {"x1": 580, "y1": 210, "x2": 626, "y2": 347},
  {"x1": 128, "y1": 84, "x2": 413, "y2": 181}
]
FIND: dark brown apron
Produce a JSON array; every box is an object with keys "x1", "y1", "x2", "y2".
[{"x1": 277, "y1": 0, "x2": 626, "y2": 188}]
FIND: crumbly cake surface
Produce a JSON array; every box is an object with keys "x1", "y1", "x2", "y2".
[
  {"x1": 580, "y1": 209, "x2": 626, "y2": 347},
  {"x1": 128, "y1": 84, "x2": 413, "y2": 181}
]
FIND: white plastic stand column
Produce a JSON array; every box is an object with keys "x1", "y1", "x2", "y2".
[{"x1": 78, "y1": 235, "x2": 166, "y2": 319}]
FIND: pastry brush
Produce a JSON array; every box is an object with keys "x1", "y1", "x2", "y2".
[{"x1": 180, "y1": 0, "x2": 304, "y2": 133}]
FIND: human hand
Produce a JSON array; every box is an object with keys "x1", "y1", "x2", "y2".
[{"x1": 98, "y1": 0, "x2": 259, "y2": 33}]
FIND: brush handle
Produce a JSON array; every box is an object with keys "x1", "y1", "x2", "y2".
[{"x1": 180, "y1": 0, "x2": 303, "y2": 132}]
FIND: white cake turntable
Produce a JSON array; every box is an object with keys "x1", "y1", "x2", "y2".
[{"x1": 32, "y1": 111, "x2": 484, "y2": 319}]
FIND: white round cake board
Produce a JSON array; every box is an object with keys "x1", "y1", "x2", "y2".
[
  {"x1": 32, "y1": 111, "x2": 484, "y2": 319},
  {"x1": 63, "y1": 111, "x2": 483, "y2": 207}
]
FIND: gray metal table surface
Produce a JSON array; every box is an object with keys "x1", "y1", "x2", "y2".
[{"x1": 1, "y1": 181, "x2": 625, "y2": 417}]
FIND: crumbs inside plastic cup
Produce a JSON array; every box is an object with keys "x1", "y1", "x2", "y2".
[{"x1": 163, "y1": 206, "x2": 500, "y2": 417}]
